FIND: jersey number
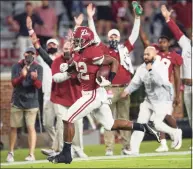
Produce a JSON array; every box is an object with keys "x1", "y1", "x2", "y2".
[{"x1": 75, "y1": 62, "x2": 89, "y2": 80}]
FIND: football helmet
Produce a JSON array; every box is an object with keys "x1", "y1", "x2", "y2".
[{"x1": 72, "y1": 26, "x2": 95, "y2": 51}]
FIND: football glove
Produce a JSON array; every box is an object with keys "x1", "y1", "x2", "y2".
[
  {"x1": 96, "y1": 76, "x2": 111, "y2": 87},
  {"x1": 60, "y1": 63, "x2": 69, "y2": 73}
]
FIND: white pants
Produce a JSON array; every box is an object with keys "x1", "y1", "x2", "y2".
[
  {"x1": 17, "y1": 36, "x2": 33, "y2": 60},
  {"x1": 43, "y1": 99, "x2": 56, "y2": 148},
  {"x1": 184, "y1": 85, "x2": 192, "y2": 127},
  {"x1": 52, "y1": 104, "x2": 84, "y2": 152},
  {"x1": 64, "y1": 87, "x2": 114, "y2": 131},
  {"x1": 130, "y1": 100, "x2": 176, "y2": 153}
]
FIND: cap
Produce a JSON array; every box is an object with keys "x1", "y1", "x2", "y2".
[
  {"x1": 46, "y1": 38, "x2": 59, "y2": 46},
  {"x1": 24, "y1": 47, "x2": 36, "y2": 54},
  {"x1": 108, "y1": 29, "x2": 120, "y2": 37}
]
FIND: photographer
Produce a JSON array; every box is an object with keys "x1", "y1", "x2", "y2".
[{"x1": 6, "y1": 47, "x2": 43, "y2": 162}]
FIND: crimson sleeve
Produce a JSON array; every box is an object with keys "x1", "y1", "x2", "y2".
[
  {"x1": 124, "y1": 40, "x2": 134, "y2": 53},
  {"x1": 167, "y1": 19, "x2": 183, "y2": 41},
  {"x1": 33, "y1": 79, "x2": 42, "y2": 89},
  {"x1": 12, "y1": 75, "x2": 25, "y2": 87}
]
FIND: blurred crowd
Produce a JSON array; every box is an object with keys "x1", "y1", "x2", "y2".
[{"x1": 1, "y1": 0, "x2": 192, "y2": 48}]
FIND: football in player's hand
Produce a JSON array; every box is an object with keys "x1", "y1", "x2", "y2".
[{"x1": 96, "y1": 65, "x2": 110, "y2": 81}]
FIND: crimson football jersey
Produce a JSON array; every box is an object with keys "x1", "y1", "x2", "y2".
[
  {"x1": 73, "y1": 45, "x2": 104, "y2": 91},
  {"x1": 51, "y1": 55, "x2": 82, "y2": 106},
  {"x1": 158, "y1": 51, "x2": 183, "y2": 81}
]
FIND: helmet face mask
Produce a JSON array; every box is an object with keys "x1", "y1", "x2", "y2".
[{"x1": 72, "y1": 26, "x2": 95, "y2": 51}]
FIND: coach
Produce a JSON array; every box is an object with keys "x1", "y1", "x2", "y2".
[{"x1": 6, "y1": 47, "x2": 43, "y2": 162}]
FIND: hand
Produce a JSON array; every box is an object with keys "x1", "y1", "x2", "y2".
[
  {"x1": 146, "y1": 62, "x2": 152, "y2": 71},
  {"x1": 96, "y1": 76, "x2": 111, "y2": 87},
  {"x1": 121, "y1": 91, "x2": 129, "y2": 98},
  {"x1": 26, "y1": 16, "x2": 32, "y2": 30},
  {"x1": 60, "y1": 63, "x2": 69, "y2": 73},
  {"x1": 173, "y1": 96, "x2": 180, "y2": 107},
  {"x1": 7, "y1": 16, "x2": 14, "y2": 24},
  {"x1": 74, "y1": 13, "x2": 84, "y2": 27},
  {"x1": 161, "y1": 5, "x2": 173, "y2": 21},
  {"x1": 87, "y1": 3, "x2": 96, "y2": 19},
  {"x1": 21, "y1": 66, "x2": 28, "y2": 77},
  {"x1": 31, "y1": 70, "x2": 38, "y2": 80}
]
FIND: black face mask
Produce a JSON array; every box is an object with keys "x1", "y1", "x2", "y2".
[
  {"x1": 63, "y1": 51, "x2": 71, "y2": 60},
  {"x1": 109, "y1": 40, "x2": 119, "y2": 50},
  {"x1": 47, "y1": 48, "x2": 57, "y2": 54},
  {"x1": 25, "y1": 54, "x2": 34, "y2": 65}
]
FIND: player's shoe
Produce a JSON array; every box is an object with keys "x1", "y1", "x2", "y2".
[
  {"x1": 47, "y1": 152, "x2": 72, "y2": 164},
  {"x1": 189, "y1": 146, "x2": 192, "y2": 150},
  {"x1": 121, "y1": 149, "x2": 139, "y2": 156},
  {"x1": 105, "y1": 150, "x2": 113, "y2": 156},
  {"x1": 171, "y1": 129, "x2": 182, "y2": 149},
  {"x1": 6, "y1": 152, "x2": 14, "y2": 162},
  {"x1": 143, "y1": 123, "x2": 161, "y2": 143},
  {"x1": 74, "y1": 150, "x2": 88, "y2": 158},
  {"x1": 41, "y1": 149, "x2": 57, "y2": 156},
  {"x1": 25, "y1": 154, "x2": 35, "y2": 161},
  {"x1": 155, "y1": 144, "x2": 169, "y2": 152}
]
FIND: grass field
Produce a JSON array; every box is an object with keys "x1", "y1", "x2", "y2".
[{"x1": 1, "y1": 139, "x2": 192, "y2": 168}]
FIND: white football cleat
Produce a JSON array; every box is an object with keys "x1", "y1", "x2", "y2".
[
  {"x1": 155, "y1": 144, "x2": 169, "y2": 152},
  {"x1": 41, "y1": 149, "x2": 57, "y2": 156},
  {"x1": 25, "y1": 154, "x2": 35, "y2": 161},
  {"x1": 121, "y1": 149, "x2": 139, "y2": 155},
  {"x1": 6, "y1": 152, "x2": 14, "y2": 163},
  {"x1": 171, "y1": 129, "x2": 182, "y2": 150},
  {"x1": 75, "y1": 150, "x2": 88, "y2": 158},
  {"x1": 105, "y1": 150, "x2": 113, "y2": 156}
]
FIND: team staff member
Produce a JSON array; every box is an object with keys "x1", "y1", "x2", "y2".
[
  {"x1": 26, "y1": 16, "x2": 88, "y2": 158},
  {"x1": 87, "y1": 3, "x2": 141, "y2": 155},
  {"x1": 6, "y1": 47, "x2": 43, "y2": 162},
  {"x1": 36, "y1": 38, "x2": 59, "y2": 156}
]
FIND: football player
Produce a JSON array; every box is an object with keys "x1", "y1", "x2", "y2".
[{"x1": 47, "y1": 26, "x2": 160, "y2": 164}]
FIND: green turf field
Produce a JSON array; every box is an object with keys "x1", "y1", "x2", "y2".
[{"x1": 1, "y1": 139, "x2": 192, "y2": 168}]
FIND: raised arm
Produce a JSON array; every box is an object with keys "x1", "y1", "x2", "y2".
[
  {"x1": 87, "y1": 3, "x2": 101, "y2": 44},
  {"x1": 128, "y1": 6, "x2": 141, "y2": 45},
  {"x1": 161, "y1": 5, "x2": 190, "y2": 49},
  {"x1": 26, "y1": 16, "x2": 53, "y2": 67}
]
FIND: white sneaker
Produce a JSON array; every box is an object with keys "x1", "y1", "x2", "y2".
[
  {"x1": 171, "y1": 129, "x2": 182, "y2": 150},
  {"x1": 75, "y1": 150, "x2": 88, "y2": 158},
  {"x1": 41, "y1": 149, "x2": 56, "y2": 156},
  {"x1": 121, "y1": 149, "x2": 139, "y2": 155},
  {"x1": 105, "y1": 150, "x2": 113, "y2": 156},
  {"x1": 25, "y1": 154, "x2": 35, "y2": 161},
  {"x1": 189, "y1": 146, "x2": 192, "y2": 150},
  {"x1": 6, "y1": 152, "x2": 14, "y2": 162},
  {"x1": 155, "y1": 144, "x2": 169, "y2": 152}
]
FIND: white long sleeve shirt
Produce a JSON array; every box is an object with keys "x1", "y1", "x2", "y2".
[{"x1": 124, "y1": 56, "x2": 174, "y2": 103}]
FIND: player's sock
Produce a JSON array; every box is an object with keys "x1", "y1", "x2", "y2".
[
  {"x1": 155, "y1": 122, "x2": 176, "y2": 135},
  {"x1": 160, "y1": 139, "x2": 167, "y2": 146},
  {"x1": 130, "y1": 131, "x2": 145, "y2": 153},
  {"x1": 62, "y1": 142, "x2": 72, "y2": 154},
  {"x1": 132, "y1": 123, "x2": 145, "y2": 132}
]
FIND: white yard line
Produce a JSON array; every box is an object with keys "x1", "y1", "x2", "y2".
[{"x1": 1, "y1": 151, "x2": 191, "y2": 166}]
